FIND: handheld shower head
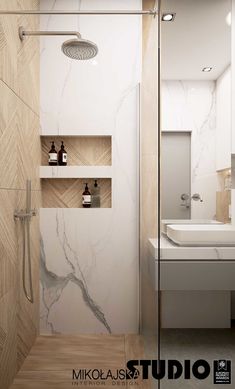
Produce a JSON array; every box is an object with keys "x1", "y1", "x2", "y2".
[{"x1": 62, "y1": 37, "x2": 98, "y2": 60}]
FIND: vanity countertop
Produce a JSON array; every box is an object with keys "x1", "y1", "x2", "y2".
[{"x1": 149, "y1": 235, "x2": 235, "y2": 260}]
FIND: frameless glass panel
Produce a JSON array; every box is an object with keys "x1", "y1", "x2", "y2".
[{"x1": 160, "y1": 0, "x2": 234, "y2": 388}]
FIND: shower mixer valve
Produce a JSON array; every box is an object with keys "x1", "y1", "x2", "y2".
[
  {"x1": 180, "y1": 193, "x2": 203, "y2": 208},
  {"x1": 14, "y1": 208, "x2": 37, "y2": 220}
]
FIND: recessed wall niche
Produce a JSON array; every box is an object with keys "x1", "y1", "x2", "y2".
[
  {"x1": 41, "y1": 136, "x2": 112, "y2": 166},
  {"x1": 42, "y1": 178, "x2": 112, "y2": 208},
  {"x1": 40, "y1": 135, "x2": 112, "y2": 208}
]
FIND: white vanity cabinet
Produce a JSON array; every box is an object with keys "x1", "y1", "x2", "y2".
[{"x1": 149, "y1": 238, "x2": 235, "y2": 329}]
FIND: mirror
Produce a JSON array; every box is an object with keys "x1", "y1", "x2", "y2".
[{"x1": 160, "y1": 0, "x2": 234, "y2": 387}]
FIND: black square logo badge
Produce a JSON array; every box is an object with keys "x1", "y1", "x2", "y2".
[{"x1": 213, "y1": 360, "x2": 231, "y2": 384}]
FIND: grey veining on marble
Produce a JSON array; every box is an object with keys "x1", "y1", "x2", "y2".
[{"x1": 40, "y1": 212, "x2": 112, "y2": 334}]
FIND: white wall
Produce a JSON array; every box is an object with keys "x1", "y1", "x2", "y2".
[
  {"x1": 40, "y1": 0, "x2": 141, "y2": 334},
  {"x1": 162, "y1": 81, "x2": 218, "y2": 219},
  {"x1": 216, "y1": 66, "x2": 232, "y2": 171}
]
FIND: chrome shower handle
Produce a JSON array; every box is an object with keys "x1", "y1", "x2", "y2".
[{"x1": 191, "y1": 193, "x2": 203, "y2": 202}]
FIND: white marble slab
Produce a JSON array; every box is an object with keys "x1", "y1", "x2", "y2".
[
  {"x1": 40, "y1": 208, "x2": 138, "y2": 334},
  {"x1": 149, "y1": 236, "x2": 235, "y2": 260},
  {"x1": 40, "y1": 0, "x2": 142, "y2": 334},
  {"x1": 40, "y1": 165, "x2": 113, "y2": 179}
]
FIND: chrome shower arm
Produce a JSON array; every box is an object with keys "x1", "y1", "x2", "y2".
[
  {"x1": 19, "y1": 27, "x2": 81, "y2": 41},
  {"x1": 1, "y1": 9, "x2": 157, "y2": 16}
]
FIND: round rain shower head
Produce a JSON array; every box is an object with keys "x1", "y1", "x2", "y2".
[{"x1": 62, "y1": 37, "x2": 98, "y2": 60}]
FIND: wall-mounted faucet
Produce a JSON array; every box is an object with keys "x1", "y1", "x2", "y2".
[
  {"x1": 180, "y1": 192, "x2": 203, "y2": 208},
  {"x1": 191, "y1": 193, "x2": 203, "y2": 202},
  {"x1": 14, "y1": 180, "x2": 37, "y2": 303}
]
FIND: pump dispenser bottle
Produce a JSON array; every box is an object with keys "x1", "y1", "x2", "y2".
[
  {"x1": 91, "y1": 179, "x2": 100, "y2": 208},
  {"x1": 58, "y1": 141, "x2": 67, "y2": 166},
  {"x1": 48, "y1": 141, "x2": 57, "y2": 166}
]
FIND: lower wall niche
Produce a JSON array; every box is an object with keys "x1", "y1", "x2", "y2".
[{"x1": 41, "y1": 178, "x2": 112, "y2": 208}]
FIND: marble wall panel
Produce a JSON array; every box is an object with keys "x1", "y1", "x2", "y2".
[{"x1": 40, "y1": 0, "x2": 142, "y2": 333}]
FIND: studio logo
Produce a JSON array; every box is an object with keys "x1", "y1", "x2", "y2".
[
  {"x1": 126, "y1": 359, "x2": 211, "y2": 380},
  {"x1": 213, "y1": 360, "x2": 231, "y2": 385},
  {"x1": 72, "y1": 359, "x2": 232, "y2": 386}
]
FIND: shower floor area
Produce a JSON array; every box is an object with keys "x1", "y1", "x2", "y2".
[{"x1": 10, "y1": 334, "x2": 150, "y2": 389}]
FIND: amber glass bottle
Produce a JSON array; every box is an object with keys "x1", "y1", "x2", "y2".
[
  {"x1": 48, "y1": 141, "x2": 57, "y2": 166},
  {"x1": 82, "y1": 183, "x2": 91, "y2": 208},
  {"x1": 58, "y1": 141, "x2": 67, "y2": 166}
]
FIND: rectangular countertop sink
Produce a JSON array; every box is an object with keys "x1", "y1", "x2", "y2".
[
  {"x1": 167, "y1": 224, "x2": 235, "y2": 246},
  {"x1": 161, "y1": 219, "x2": 222, "y2": 234}
]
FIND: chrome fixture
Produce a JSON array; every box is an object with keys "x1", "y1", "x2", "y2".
[
  {"x1": 62, "y1": 38, "x2": 97, "y2": 60},
  {"x1": 162, "y1": 12, "x2": 176, "y2": 22},
  {"x1": 14, "y1": 180, "x2": 37, "y2": 303},
  {"x1": 19, "y1": 27, "x2": 98, "y2": 60},
  {"x1": 180, "y1": 193, "x2": 191, "y2": 208},
  {"x1": 181, "y1": 193, "x2": 203, "y2": 208},
  {"x1": 0, "y1": 9, "x2": 157, "y2": 16},
  {"x1": 191, "y1": 193, "x2": 203, "y2": 202}
]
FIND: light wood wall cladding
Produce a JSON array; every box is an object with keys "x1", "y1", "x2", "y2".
[
  {"x1": 0, "y1": 1, "x2": 40, "y2": 389},
  {"x1": 0, "y1": 2, "x2": 40, "y2": 115},
  {"x1": 41, "y1": 136, "x2": 112, "y2": 166},
  {"x1": 42, "y1": 179, "x2": 112, "y2": 208},
  {"x1": 216, "y1": 191, "x2": 231, "y2": 223},
  {"x1": 140, "y1": 0, "x2": 159, "y2": 334}
]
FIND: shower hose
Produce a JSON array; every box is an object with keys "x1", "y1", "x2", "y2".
[{"x1": 22, "y1": 216, "x2": 34, "y2": 303}]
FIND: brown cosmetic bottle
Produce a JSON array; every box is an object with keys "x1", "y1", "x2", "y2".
[
  {"x1": 58, "y1": 141, "x2": 67, "y2": 166},
  {"x1": 82, "y1": 183, "x2": 91, "y2": 208},
  {"x1": 48, "y1": 141, "x2": 57, "y2": 166}
]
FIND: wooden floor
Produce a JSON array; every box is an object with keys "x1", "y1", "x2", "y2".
[{"x1": 10, "y1": 335, "x2": 151, "y2": 389}]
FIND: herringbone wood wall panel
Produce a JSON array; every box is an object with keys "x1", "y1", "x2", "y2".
[
  {"x1": 41, "y1": 136, "x2": 112, "y2": 166},
  {"x1": 0, "y1": 1, "x2": 40, "y2": 388},
  {"x1": 42, "y1": 178, "x2": 112, "y2": 208}
]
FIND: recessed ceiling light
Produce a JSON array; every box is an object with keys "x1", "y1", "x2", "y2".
[
  {"x1": 162, "y1": 13, "x2": 176, "y2": 22},
  {"x1": 202, "y1": 67, "x2": 212, "y2": 72}
]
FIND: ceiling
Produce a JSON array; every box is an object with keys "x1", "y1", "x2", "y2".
[{"x1": 162, "y1": 0, "x2": 231, "y2": 80}]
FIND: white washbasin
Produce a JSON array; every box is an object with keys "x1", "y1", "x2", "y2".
[
  {"x1": 161, "y1": 219, "x2": 221, "y2": 234},
  {"x1": 167, "y1": 224, "x2": 235, "y2": 246}
]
